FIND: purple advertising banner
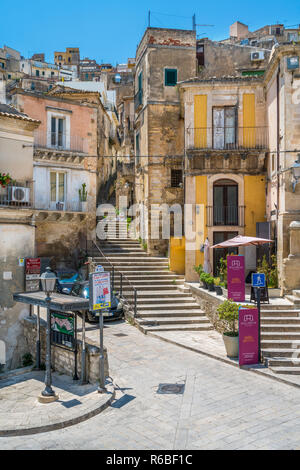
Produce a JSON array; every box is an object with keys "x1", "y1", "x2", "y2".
[
  {"x1": 239, "y1": 308, "x2": 259, "y2": 366},
  {"x1": 227, "y1": 255, "x2": 245, "y2": 302}
]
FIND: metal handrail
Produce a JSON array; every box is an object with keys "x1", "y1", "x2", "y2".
[{"x1": 92, "y1": 240, "x2": 138, "y2": 317}]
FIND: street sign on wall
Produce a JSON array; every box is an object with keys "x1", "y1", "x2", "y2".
[
  {"x1": 239, "y1": 308, "x2": 259, "y2": 366},
  {"x1": 227, "y1": 255, "x2": 245, "y2": 302},
  {"x1": 89, "y1": 272, "x2": 111, "y2": 311},
  {"x1": 25, "y1": 258, "x2": 41, "y2": 292}
]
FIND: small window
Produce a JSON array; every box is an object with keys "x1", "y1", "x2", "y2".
[
  {"x1": 171, "y1": 169, "x2": 183, "y2": 188},
  {"x1": 36, "y1": 70, "x2": 39, "y2": 77},
  {"x1": 165, "y1": 69, "x2": 177, "y2": 86}
]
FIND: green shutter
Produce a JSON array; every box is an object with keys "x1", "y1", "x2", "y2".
[{"x1": 165, "y1": 69, "x2": 177, "y2": 86}]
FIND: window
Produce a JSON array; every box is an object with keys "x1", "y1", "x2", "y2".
[
  {"x1": 36, "y1": 70, "x2": 39, "y2": 77},
  {"x1": 31, "y1": 82, "x2": 35, "y2": 91},
  {"x1": 165, "y1": 68, "x2": 177, "y2": 86},
  {"x1": 51, "y1": 116, "x2": 65, "y2": 148},
  {"x1": 135, "y1": 133, "x2": 140, "y2": 157},
  {"x1": 213, "y1": 179, "x2": 238, "y2": 226},
  {"x1": 171, "y1": 169, "x2": 183, "y2": 188},
  {"x1": 213, "y1": 107, "x2": 236, "y2": 149},
  {"x1": 42, "y1": 71, "x2": 45, "y2": 76},
  {"x1": 50, "y1": 172, "x2": 65, "y2": 208},
  {"x1": 213, "y1": 231, "x2": 239, "y2": 276},
  {"x1": 196, "y1": 44, "x2": 204, "y2": 67}
]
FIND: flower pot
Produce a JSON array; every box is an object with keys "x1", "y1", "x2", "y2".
[
  {"x1": 208, "y1": 283, "x2": 215, "y2": 292},
  {"x1": 215, "y1": 286, "x2": 223, "y2": 295},
  {"x1": 81, "y1": 201, "x2": 88, "y2": 212},
  {"x1": 202, "y1": 282, "x2": 208, "y2": 289},
  {"x1": 222, "y1": 333, "x2": 239, "y2": 358}
]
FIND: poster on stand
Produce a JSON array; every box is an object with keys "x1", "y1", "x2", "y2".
[
  {"x1": 227, "y1": 255, "x2": 245, "y2": 302},
  {"x1": 239, "y1": 308, "x2": 259, "y2": 366},
  {"x1": 89, "y1": 272, "x2": 111, "y2": 311}
]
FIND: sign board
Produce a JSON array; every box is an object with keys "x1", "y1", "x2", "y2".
[
  {"x1": 252, "y1": 273, "x2": 266, "y2": 288},
  {"x1": 95, "y1": 265, "x2": 104, "y2": 273},
  {"x1": 50, "y1": 311, "x2": 75, "y2": 350},
  {"x1": 239, "y1": 308, "x2": 259, "y2": 366},
  {"x1": 18, "y1": 258, "x2": 25, "y2": 267},
  {"x1": 89, "y1": 272, "x2": 111, "y2": 311},
  {"x1": 25, "y1": 258, "x2": 41, "y2": 292},
  {"x1": 227, "y1": 255, "x2": 245, "y2": 302}
]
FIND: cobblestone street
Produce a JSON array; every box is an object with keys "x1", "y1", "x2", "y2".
[{"x1": 1, "y1": 320, "x2": 300, "y2": 450}]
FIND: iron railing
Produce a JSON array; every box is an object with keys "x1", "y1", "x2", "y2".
[
  {"x1": 0, "y1": 180, "x2": 34, "y2": 208},
  {"x1": 34, "y1": 130, "x2": 88, "y2": 153},
  {"x1": 92, "y1": 240, "x2": 138, "y2": 317},
  {"x1": 206, "y1": 205, "x2": 245, "y2": 227},
  {"x1": 186, "y1": 127, "x2": 268, "y2": 151}
]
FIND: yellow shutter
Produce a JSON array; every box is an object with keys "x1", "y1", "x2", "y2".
[
  {"x1": 243, "y1": 93, "x2": 255, "y2": 148},
  {"x1": 194, "y1": 95, "x2": 207, "y2": 148}
]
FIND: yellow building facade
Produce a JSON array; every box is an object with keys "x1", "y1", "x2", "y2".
[{"x1": 169, "y1": 77, "x2": 268, "y2": 280}]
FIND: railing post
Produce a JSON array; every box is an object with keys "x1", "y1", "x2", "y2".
[
  {"x1": 134, "y1": 289, "x2": 137, "y2": 317},
  {"x1": 112, "y1": 266, "x2": 115, "y2": 293},
  {"x1": 120, "y1": 273, "x2": 123, "y2": 297}
]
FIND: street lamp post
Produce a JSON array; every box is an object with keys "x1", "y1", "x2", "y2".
[{"x1": 38, "y1": 267, "x2": 59, "y2": 403}]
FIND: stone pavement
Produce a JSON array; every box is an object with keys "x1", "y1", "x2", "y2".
[
  {"x1": 0, "y1": 369, "x2": 114, "y2": 436},
  {"x1": 148, "y1": 329, "x2": 300, "y2": 388},
  {"x1": 1, "y1": 319, "x2": 300, "y2": 449}
]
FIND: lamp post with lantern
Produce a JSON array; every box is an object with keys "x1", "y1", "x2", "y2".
[{"x1": 38, "y1": 267, "x2": 59, "y2": 403}]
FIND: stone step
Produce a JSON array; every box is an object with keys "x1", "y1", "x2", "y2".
[
  {"x1": 261, "y1": 317, "x2": 300, "y2": 324},
  {"x1": 262, "y1": 348, "x2": 300, "y2": 358},
  {"x1": 261, "y1": 332, "x2": 300, "y2": 340},
  {"x1": 261, "y1": 325, "x2": 300, "y2": 332},
  {"x1": 292, "y1": 290, "x2": 300, "y2": 298},
  {"x1": 261, "y1": 339, "x2": 300, "y2": 348},
  {"x1": 261, "y1": 310, "x2": 300, "y2": 318},
  {"x1": 139, "y1": 324, "x2": 213, "y2": 333},
  {"x1": 133, "y1": 302, "x2": 202, "y2": 310},
  {"x1": 137, "y1": 316, "x2": 210, "y2": 326},
  {"x1": 136, "y1": 310, "x2": 205, "y2": 318},
  {"x1": 286, "y1": 295, "x2": 300, "y2": 306},
  {"x1": 268, "y1": 366, "x2": 300, "y2": 375},
  {"x1": 121, "y1": 290, "x2": 191, "y2": 298},
  {"x1": 265, "y1": 357, "x2": 300, "y2": 367},
  {"x1": 117, "y1": 284, "x2": 185, "y2": 291},
  {"x1": 112, "y1": 271, "x2": 183, "y2": 278}
]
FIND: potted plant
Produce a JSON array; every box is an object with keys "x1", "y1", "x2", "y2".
[
  {"x1": 206, "y1": 275, "x2": 215, "y2": 292},
  {"x1": 200, "y1": 272, "x2": 209, "y2": 289},
  {"x1": 217, "y1": 299, "x2": 239, "y2": 357},
  {"x1": 193, "y1": 264, "x2": 204, "y2": 286},
  {"x1": 214, "y1": 277, "x2": 223, "y2": 295},
  {"x1": 79, "y1": 183, "x2": 88, "y2": 211},
  {"x1": 0, "y1": 172, "x2": 13, "y2": 201}
]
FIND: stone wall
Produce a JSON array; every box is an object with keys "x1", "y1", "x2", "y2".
[
  {"x1": 187, "y1": 283, "x2": 230, "y2": 333},
  {"x1": 23, "y1": 316, "x2": 109, "y2": 384}
]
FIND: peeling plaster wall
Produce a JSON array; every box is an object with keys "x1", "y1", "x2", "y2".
[{"x1": 0, "y1": 223, "x2": 35, "y2": 370}]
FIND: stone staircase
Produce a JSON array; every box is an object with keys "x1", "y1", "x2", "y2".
[
  {"x1": 260, "y1": 302, "x2": 300, "y2": 375},
  {"x1": 88, "y1": 223, "x2": 213, "y2": 334}
]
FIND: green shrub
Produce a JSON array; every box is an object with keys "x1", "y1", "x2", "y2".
[
  {"x1": 206, "y1": 275, "x2": 214, "y2": 285},
  {"x1": 22, "y1": 353, "x2": 33, "y2": 367},
  {"x1": 217, "y1": 299, "x2": 239, "y2": 336},
  {"x1": 193, "y1": 264, "x2": 204, "y2": 276}
]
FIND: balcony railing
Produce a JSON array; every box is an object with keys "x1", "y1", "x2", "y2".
[
  {"x1": 206, "y1": 205, "x2": 245, "y2": 227},
  {"x1": 34, "y1": 131, "x2": 88, "y2": 153},
  {"x1": 186, "y1": 127, "x2": 268, "y2": 151},
  {"x1": 134, "y1": 89, "x2": 143, "y2": 112},
  {"x1": 0, "y1": 181, "x2": 34, "y2": 208}
]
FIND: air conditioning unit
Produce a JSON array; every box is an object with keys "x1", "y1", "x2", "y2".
[
  {"x1": 251, "y1": 51, "x2": 265, "y2": 61},
  {"x1": 8, "y1": 186, "x2": 30, "y2": 203}
]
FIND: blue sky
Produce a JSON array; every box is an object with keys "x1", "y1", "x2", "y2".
[{"x1": 1, "y1": 0, "x2": 299, "y2": 65}]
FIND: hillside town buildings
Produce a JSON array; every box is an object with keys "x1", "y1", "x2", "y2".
[{"x1": 1, "y1": 19, "x2": 300, "y2": 372}]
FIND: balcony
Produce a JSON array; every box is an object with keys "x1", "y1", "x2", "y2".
[
  {"x1": 34, "y1": 131, "x2": 88, "y2": 154},
  {"x1": 206, "y1": 205, "x2": 245, "y2": 227},
  {"x1": 134, "y1": 89, "x2": 143, "y2": 112},
  {"x1": 186, "y1": 127, "x2": 268, "y2": 151},
  {"x1": 0, "y1": 181, "x2": 34, "y2": 209}
]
